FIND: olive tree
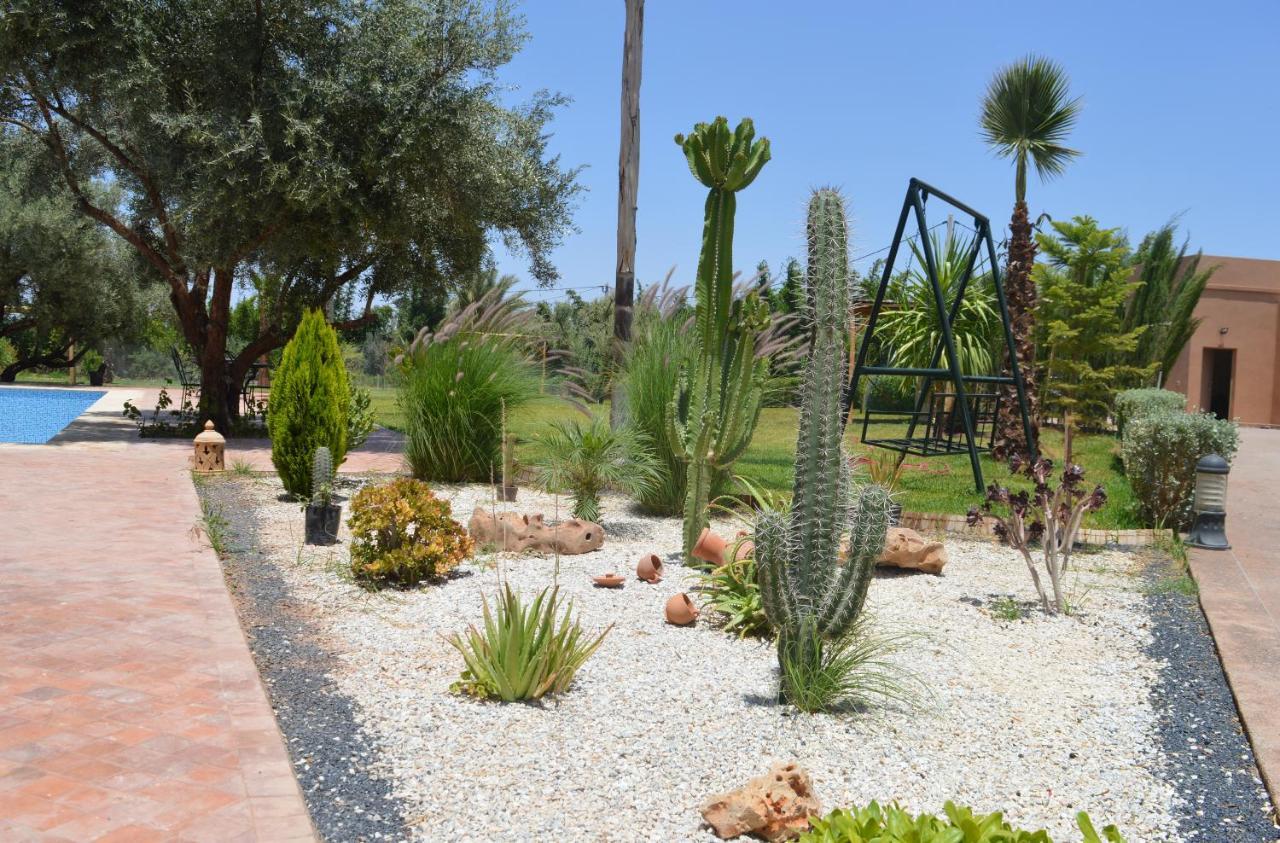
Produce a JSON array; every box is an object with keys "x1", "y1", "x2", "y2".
[{"x1": 1, "y1": 0, "x2": 579, "y2": 428}]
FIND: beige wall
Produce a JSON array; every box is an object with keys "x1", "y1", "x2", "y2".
[{"x1": 1165, "y1": 289, "x2": 1280, "y2": 424}]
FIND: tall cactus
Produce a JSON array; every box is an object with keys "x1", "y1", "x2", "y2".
[
  {"x1": 667, "y1": 116, "x2": 772, "y2": 559},
  {"x1": 755, "y1": 189, "x2": 892, "y2": 677}
]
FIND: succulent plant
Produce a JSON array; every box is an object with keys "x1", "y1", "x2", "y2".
[
  {"x1": 310, "y1": 446, "x2": 334, "y2": 507},
  {"x1": 754, "y1": 189, "x2": 893, "y2": 675},
  {"x1": 667, "y1": 116, "x2": 772, "y2": 560}
]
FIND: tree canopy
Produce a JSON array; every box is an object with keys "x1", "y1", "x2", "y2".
[{"x1": 1, "y1": 0, "x2": 579, "y2": 425}]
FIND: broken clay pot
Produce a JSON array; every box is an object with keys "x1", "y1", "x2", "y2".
[
  {"x1": 593, "y1": 572, "x2": 625, "y2": 588},
  {"x1": 664, "y1": 593, "x2": 699, "y2": 626},
  {"x1": 636, "y1": 553, "x2": 663, "y2": 583},
  {"x1": 692, "y1": 527, "x2": 729, "y2": 564}
]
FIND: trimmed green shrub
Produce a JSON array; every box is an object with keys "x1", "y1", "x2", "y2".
[
  {"x1": 348, "y1": 478, "x2": 473, "y2": 586},
  {"x1": 268, "y1": 310, "x2": 349, "y2": 497},
  {"x1": 1114, "y1": 387, "x2": 1184, "y2": 435},
  {"x1": 1122, "y1": 410, "x2": 1238, "y2": 528},
  {"x1": 399, "y1": 334, "x2": 539, "y2": 483},
  {"x1": 800, "y1": 801, "x2": 1125, "y2": 842}
]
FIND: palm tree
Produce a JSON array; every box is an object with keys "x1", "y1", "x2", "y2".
[{"x1": 980, "y1": 54, "x2": 1082, "y2": 461}]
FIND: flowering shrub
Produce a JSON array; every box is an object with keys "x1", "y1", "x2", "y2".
[
  {"x1": 348, "y1": 478, "x2": 473, "y2": 586},
  {"x1": 968, "y1": 456, "x2": 1107, "y2": 615},
  {"x1": 1121, "y1": 409, "x2": 1237, "y2": 529}
]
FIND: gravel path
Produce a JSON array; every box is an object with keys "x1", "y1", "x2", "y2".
[
  {"x1": 199, "y1": 476, "x2": 409, "y2": 842},
  {"x1": 1141, "y1": 562, "x2": 1278, "y2": 841},
  {"x1": 212, "y1": 473, "x2": 1264, "y2": 841}
]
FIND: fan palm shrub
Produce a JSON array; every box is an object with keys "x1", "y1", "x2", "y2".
[
  {"x1": 980, "y1": 54, "x2": 1082, "y2": 460},
  {"x1": 529, "y1": 417, "x2": 659, "y2": 522},
  {"x1": 447, "y1": 583, "x2": 611, "y2": 702}
]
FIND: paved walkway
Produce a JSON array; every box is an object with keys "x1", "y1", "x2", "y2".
[
  {"x1": 1188, "y1": 425, "x2": 1280, "y2": 808},
  {"x1": 0, "y1": 388, "x2": 315, "y2": 841}
]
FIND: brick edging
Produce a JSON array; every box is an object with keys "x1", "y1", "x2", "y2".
[{"x1": 899, "y1": 510, "x2": 1171, "y2": 547}]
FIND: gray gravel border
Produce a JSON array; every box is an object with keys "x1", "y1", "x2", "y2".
[
  {"x1": 198, "y1": 476, "x2": 409, "y2": 842},
  {"x1": 1142, "y1": 560, "x2": 1278, "y2": 841}
]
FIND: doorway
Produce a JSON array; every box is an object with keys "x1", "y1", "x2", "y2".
[{"x1": 1203, "y1": 348, "x2": 1234, "y2": 420}]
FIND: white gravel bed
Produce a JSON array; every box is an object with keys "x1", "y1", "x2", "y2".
[{"x1": 242, "y1": 475, "x2": 1182, "y2": 842}]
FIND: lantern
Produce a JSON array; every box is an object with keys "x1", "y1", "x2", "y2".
[
  {"x1": 1186, "y1": 454, "x2": 1230, "y2": 550},
  {"x1": 193, "y1": 420, "x2": 226, "y2": 473}
]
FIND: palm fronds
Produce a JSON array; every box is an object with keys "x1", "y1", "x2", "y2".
[
  {"x1": 528, "y1": 417, "x2": 659, "y2": 522},
  {"x1": 980, "y1": 54, "x2": 1082, "y2": 202}
]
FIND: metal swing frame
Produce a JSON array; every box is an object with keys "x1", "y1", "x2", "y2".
[{"x1": 841, "y1": 178, "x2": 1037, "y2": 493}]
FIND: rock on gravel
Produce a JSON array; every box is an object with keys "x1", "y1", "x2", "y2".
[{"x1": 230, "y1": 474, "x2": 1201, "y2": 842}]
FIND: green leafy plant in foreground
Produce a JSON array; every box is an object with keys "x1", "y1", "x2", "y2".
[
  {"x1": 529, "y1": 417, "x2": 659, "y2": 522},
  {"x1": 447, "y1": 583, "x2": 611, "y2": 702},
  {"x1": 800, "y1": 801, "x2": 1125, "y2": 842}
]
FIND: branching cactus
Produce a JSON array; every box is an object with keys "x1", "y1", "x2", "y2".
[
  {"x1": 755, "y1": 189, "x2": 893, "y2": 673},
  {"x1": 311, "y1": 446, "x2": 334, "y2": 507},
  {"x1": 667, "y1": 116, "x2": 772, "y2": 559}
]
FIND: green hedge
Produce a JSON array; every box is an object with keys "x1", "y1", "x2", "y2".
[
  {"x1": 1121, "y1": 409, "x2": 1237, "y2": 528},
  {"x1": 1114, "y1": 388, "x2": 1184, "y2": 435},
  {"x1": 268, "y1": 310, "x2": 350, "y2": 498}
]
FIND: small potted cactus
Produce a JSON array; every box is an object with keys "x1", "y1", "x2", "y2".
[{"x1": 304, "y1": 446, "x2": 341, "y2": 545}]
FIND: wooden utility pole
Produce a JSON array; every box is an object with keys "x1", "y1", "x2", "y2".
[{"x1": 611, "y1": 0, "x2": 643, "y2": 427}]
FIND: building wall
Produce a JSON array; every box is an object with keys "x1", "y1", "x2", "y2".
[{"x1": 1165, "y1": 289, "x2": 1280, "y2": 425}]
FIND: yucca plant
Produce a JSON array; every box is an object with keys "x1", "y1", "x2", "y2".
[
  {"x1": 778, "y1": 616, "x2": 920, "y2": 714},
  {"x1": 446, "y1": 584, "x2": 611, "y2": 702},
  {"x1": 529, "y1": 417, "x2": 659, "y2": 522}
]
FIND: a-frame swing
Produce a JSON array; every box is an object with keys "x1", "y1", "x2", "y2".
[{"x1": 842, "y1": 178, "x2": 1037, "y2": 493}]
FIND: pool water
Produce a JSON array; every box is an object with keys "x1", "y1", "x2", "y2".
[{"x1": 0, "y1": 387, "x2": 107, "y2": 444}]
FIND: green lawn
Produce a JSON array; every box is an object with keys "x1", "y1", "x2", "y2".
[{"x1": 371, "y1": 386, "x2": 1138, "y2": 529}]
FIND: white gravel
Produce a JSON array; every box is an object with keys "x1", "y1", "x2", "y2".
[{"x1": 241, "y1": 475, "x2": 1183, "y2": 842}]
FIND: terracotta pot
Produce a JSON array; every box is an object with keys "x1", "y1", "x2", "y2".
[
  {"x1": 593, "y1": 572, "x2": 625, "y2": 588},
  {"x1": 734, "y1": 540, "x2": 755, "y2": 561},
  {"x1": 636, "y1": 553, "x2": 664, "y2": 583},
  {"x1": 664, "y1": 592, "x2": 699, "y2": 626},
  {"x1": 692, "y1": 527, "x2": 728, "y2": 564}
]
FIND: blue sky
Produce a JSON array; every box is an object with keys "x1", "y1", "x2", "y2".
[{"x1": 491, "y1": 0, "x2": 1280, "y2": 299}]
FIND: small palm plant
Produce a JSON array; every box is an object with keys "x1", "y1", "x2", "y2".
[{"x1": 530, "y1": 417, "x2": 659, "y2": 522}]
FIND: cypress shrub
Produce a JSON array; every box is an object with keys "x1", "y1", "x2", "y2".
[
  {"x1": 1114, "y1": 387, "x2": 1185, "y2": 435},
  {"x1": 268, "y1": 309, "x2": 350, "y2": 497},
  {"x1": 1121, "y1": 409, "x2": 1238, "y2": 528}
]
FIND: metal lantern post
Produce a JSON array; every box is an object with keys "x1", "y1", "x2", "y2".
[{"x1": 1187, "y1": 454, "x2": 1230, "y2": 550}]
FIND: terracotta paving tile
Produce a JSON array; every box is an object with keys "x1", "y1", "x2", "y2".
[{"x1": 0, "y1": 437, "x2": 315, "y2": 840}]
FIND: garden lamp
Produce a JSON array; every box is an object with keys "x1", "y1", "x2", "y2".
[
  {"x1": 1187, "y1": 454, "x2": 1230, "y2": 550},
  {"x1": 193, "y1": 420, "x2": 226, "y2": 473}
]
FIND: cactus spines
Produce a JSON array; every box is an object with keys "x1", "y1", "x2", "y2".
[
  {"x1": 310, "y1": 446, "x2": 334, "y2": 507},
  {"x1": 668, "y1": 117, "x2": 772, "y2": 560},
  {"x1": 755, "y1": 188, "x2": 892, "y2": 672}
]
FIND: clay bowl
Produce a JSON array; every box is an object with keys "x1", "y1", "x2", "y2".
[
  {"x1": 664, "y1": 592, "x2": 699, "y2": 626},
  {"x1": 593, "y1": 572, "x2": 626, "y2": 588},
  {"x1": 636, "y1": 553, "x2": 664, "y2": 583}
]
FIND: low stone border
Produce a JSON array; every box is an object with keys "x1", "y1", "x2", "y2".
[{"x1": 900, "y1": 510, "x2": 1172, "y2": 547}]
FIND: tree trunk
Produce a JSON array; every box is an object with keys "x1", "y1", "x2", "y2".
[
  {"x1": 610, "y1": 0, "x2": 643, "y2": 429},
  {"x1": 993, "y1": 201, "x2": 1040, "y2": 462},
  {"x1": 197, "y1": 267, "x2": 237, "y2": 432}
]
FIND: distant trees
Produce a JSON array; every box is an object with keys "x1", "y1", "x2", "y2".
[
  {"x1": 0, "y1": 132, "x2": 143, "y2": 381},
  {"x1": 2, "y1": 0, "x2": 578, "y2": 428}
]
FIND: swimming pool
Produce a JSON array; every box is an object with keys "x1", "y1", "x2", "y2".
[{"x1": 0, "y1": 387, "x2": 107, "y2": 444}]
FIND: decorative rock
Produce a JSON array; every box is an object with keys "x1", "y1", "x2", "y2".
[
  {"x1": 664, "y1": 593, "x2": 698, "y2": 626},
  {"x1": 876, "y1": 527, "x2": 948, "y2": 574},
  {"x1": 700, "y1": 762, "x2": 821, "y2": 841},
  {"x1": 467, "y1": 508, "x2": 605, "y2": 555},
  {"x1": 636, "y1": 553, "x2": 663, "y2": 583}
]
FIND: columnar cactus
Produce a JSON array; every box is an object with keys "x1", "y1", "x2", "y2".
[
  {"x1": 755, "y1": 189, "x2": 892, "y2": 672},
  {"x1": 667, "y1": 117, "x2": 772, "y2": 559},
  {"x1": 311, "y1": 446, "x2": 334, "y2": 507}
]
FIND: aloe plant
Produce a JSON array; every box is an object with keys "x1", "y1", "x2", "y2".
[
  {"x1": 755, "y1": 189, "x2": 893, "y2": 687},
  {"x1": 667, "y1": 116, "x2": 772, "y2": 559}
]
